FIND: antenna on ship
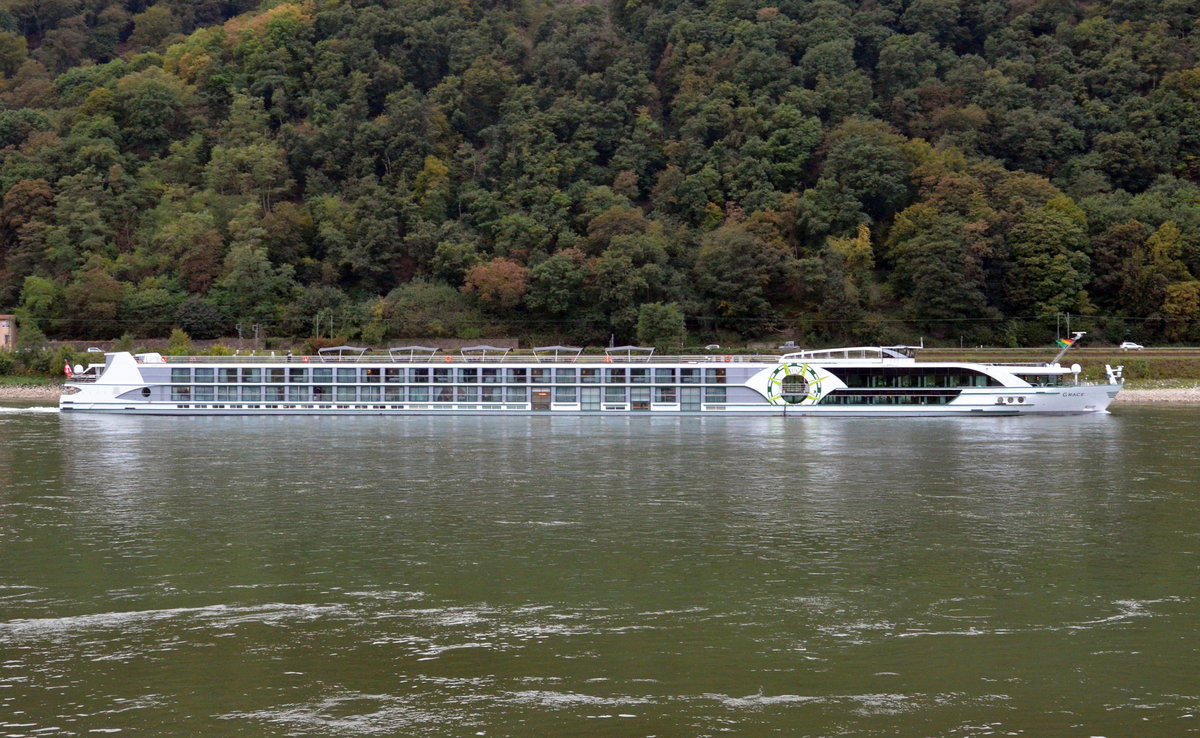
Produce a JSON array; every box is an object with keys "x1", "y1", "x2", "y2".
[{"x1": 1051, "y1": 331, "x2": 1085, "y2": 364}]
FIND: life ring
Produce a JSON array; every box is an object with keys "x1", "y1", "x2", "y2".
[
  {"x1": 604, "y1": 354, "x2": 612, "y2": 363},
  {"x1": 302, "y1": 355, "x2": 309, "y2": 363},
  {"x1": 444, "y1": 355, "x2": 453, "y2": 363},
  {"x1": 724, "y1": 355, "x2": 732, "y2": 362}
]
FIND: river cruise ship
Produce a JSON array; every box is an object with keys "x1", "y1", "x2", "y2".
[{"x1": 60, "y1": 339, "x2": 1122, "y2": 417}]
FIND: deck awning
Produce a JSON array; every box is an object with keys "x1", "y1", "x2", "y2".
[
  {"x1": 459, "y1": 345, "x2": 512, "y2": 361},
  {"x1": 387, "y1": 345, "x2": 439, "y2": 361},
  {"x1": 604, "y1": 345, "x2": 655, "y2": 361},
  {"x1": 317, "y1": 345, "x2": 368, "y2": 362},
  {"x1": 532, "y1": 345, "x2": 583, "y2": 362}
]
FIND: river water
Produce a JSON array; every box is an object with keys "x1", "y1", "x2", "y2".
[{"x1": 1, "y1": 405, "x2": 1197, "y2": 736}]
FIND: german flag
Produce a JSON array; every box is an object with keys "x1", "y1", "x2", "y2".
[{"x1": 1055, "y1": 337, "x2": 1075, "y2": 349}]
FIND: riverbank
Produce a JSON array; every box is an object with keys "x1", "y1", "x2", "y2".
[{"x1": 2, "y1": 382, "x2": 1198, "y2": 404}]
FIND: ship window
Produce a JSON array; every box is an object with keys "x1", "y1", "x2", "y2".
[
  {"x1": 630, "y1": 368, "x2": 650, "y2": 383},
  {"x1": 264, "y1": 387, "x2": 284, "y2": 402},
  {"x1": 218, "y1": 386, "x2": 238, "y2": 401},
  {"x1": 384, "y1": 386, "x2": 403, "y2": 402},
  {"x1": 581, "y1": 387, "x2": 601, "y2": 411},
  {"x1": 410, "y1": 368, "x2": 429, "y2": 383},
  {"x1": 336, "y1": 368, "x2": 357, "y2": 383},
  {"x1": 555, "y1": 368, "x2": 576, "y2": 383},
  {"x1": 288, "y1": 386, "x2": 309, "y2": 402},
  {"x1": 530, "y1": 368, "x2": 551, "y2": 383},
  {"x1": 431, "y1": 367, "x2": 451, "y2": 383},
  {"x1": 456, "y1": 368, "x2": 478, "y2": 383},
  {"x1": 681, "y1": 387, "x2": 701, "y2": 411},
  {"x1": 408, "y1": 387, "x2": 429, "y2": 402},
  {"x1": 482, "y1": 387, "x2": 502, "y2": 402},
  {"x1": 335, "y1": 386, "x2": 356, "y2": 402},
  {"x1": 680, "y1": 368, "x2": 701, "y2": 384},
  {"x1": 580, "y1": 368, "x2": 601, "y2": 383},
  {"x1": 505, "y1": 368, "x2": 526, "y2": 383},
  {"x1": 781, "y1": 374, "x2": 808, "y2": 404},
  {"x1": 655, "y1": 368, "x2": 676, "y2": 383},
  {"x1": 705, "y1": 387, "x2": 726, "y2": 403},
  {"x1": 241, "y1": 368, "x2": 262, "y2": 382},
  {"x1": 555, "y1": 386, "x2": 577, "y2": 402},
  {"x1": 604, "y1": 386, "x2": 626, "y2": 403},
  {"x1": 704, "y1": 368, "x2": 727, "y2": 383},
  {"x1": 219, "y1": 368, "x2": 238, "y2": 383},
  {"x1": 240, "y1": 386, "x2": 261, "y2": 401},
  {"x1": 171, "y1": 368, "x2": 191, "y2": 382},
  {"x1": 267, "y1": 368, "x2": 285, "y2": 383},
  {"x1": 433, "y1": 386, "x2": 453, "y2": 402},
  {"x1": 170, "y1": 386, "x2": 191, "y2": 401},
  {"x1": 194, "y1": 368, "x2": 214, "y2": 383},
  {"x1": 385, "y1": 368, "x2": 404, "y2": 383},
  {"x1": 482, "y1": 368, "x2": 502, "y2": 383},
  {"x1": 631, "y1": 387, "x2": 650, "y2": 410},
  {"x1": 141, "y1": 387, "x2": 152, "y2": 398},
  {"x1": 311, "y1": 368, "x2": 332, "y2": 382},
  {"x1": 605, "y1": 368, "x2": 626, "y2": 383},
  {"x1": 655, "y1": 387, "x2": 677, "y2": 403},
  {"x1": 288, "y1": 368, "x2": 308, "y2": 382},
  {"x1": 362, "y1": 368, "x2": 381, "y2": 383},
  {"x1": 313, "y1": 385, "x2": 331, "y2": 400},
  {"x1": 507, "y1": 387, "x2": 528, "y2": 402},
  {"x1": 455, "y1": 386, "x2": 478, "y2": 402},
  {"x1": 194, "y1": 386, "x2": 215, "y2": 401}
]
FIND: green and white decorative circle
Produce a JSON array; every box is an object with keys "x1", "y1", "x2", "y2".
[{"x1": 766, "y1": 363, "x2": 824, "y2": 405}]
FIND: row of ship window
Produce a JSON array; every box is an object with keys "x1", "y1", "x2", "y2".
[
  {"x1": 168, "y1": 367, "x2": 728, "y2": 384},
  {"x1": 169, "y1": 385, "x2": 728, "y2": 405}
]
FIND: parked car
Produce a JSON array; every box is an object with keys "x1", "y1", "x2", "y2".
[
  {"x1": 1119, "y1": 341, "x2": 1144, "y2": 350},
  {"x1": 778, "y1": 341, "x2": 798, "y2": 350}
]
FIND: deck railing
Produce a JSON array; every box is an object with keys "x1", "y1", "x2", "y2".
[{"x1": 143, "y1": 353, "x2": 783, "y2": 365}]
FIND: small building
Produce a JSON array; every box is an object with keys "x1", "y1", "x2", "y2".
[{"x1": 0, "y1": 314, "x2": 14, "y2": 350}]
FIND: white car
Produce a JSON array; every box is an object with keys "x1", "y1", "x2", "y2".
[{"x1": 1119, "y1": 341, "x2": 1144, "y2": 350}]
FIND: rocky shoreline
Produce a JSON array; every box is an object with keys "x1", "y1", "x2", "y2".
[{"x1": 2, "y1": 383, "x2": 1198, "y2": 404}]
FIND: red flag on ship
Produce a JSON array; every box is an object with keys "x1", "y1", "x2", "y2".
[{"x1": 63, "y1": 360, "x2": 73, "y2": 378}]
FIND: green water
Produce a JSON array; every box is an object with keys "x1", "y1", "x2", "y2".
[{"x1": 1, "y1": 406, "x2": 1197, "y2": 736}]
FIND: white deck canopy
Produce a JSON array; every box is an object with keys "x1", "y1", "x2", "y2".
[
  {"x1": 605, "y1": 345, "x2": 655, "y2": 362},
  {"x1": 532, "y1": 345, "x2": 583, "y2": 362},
  {"x1": 460, "y1": 345, "x2": 512, "y2": 361},
  {"x1": 317, "y1": 345, "x2": 368, "y2": 362},
  {"x1": 387, "y1": 345, "x2": 439, "y2": 362}
]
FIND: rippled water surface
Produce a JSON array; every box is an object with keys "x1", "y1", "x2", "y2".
[{"x1": 1, "y1": 405, "x2": 1197, "y2": 735}]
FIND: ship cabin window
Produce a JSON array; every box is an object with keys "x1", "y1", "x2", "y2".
[
  {"x1": 432, "y1": 367, "x2": 452, "y2": 383},
  {"x1": 219, "y1": 368, "x2": 238, "y2": 383},
  {"x1": 680, "y1": 368, "x2": 701, "y2": 384},
  {"x1": 288, "y1": 386, "x2": 308, "y2": 402},
  {"x1": 311, "y1": 368, "x2": 332, "y2": 383},
  {"x1": 194, "y1": 368, "x2": 214, "y2": 383},
  {"x1": 605, "y1": 387, "x2": 626, "y2": 403},
  {"x1": 507, "y1": 387, "x2": 527, "y2": 402},
  {"x1": 505, "y1": 368, "x2": 526, "y2": 383},
  {"x1": 555, "y1": 368, "x2": 576, "y2": 383},
  {"x1": 655, "y1": 387, "x2": 677, "y2": 403},
  {"x1": 265, "y1": 387, "x2": 284, "y2": 401},
  {"x1": 605, "y1": 368, "x2": 626, "y2": 383},
  {"x1": 241, "y1": 387, "x2": 261, "y2": 401},
  {"x1": 655, "y1": 368, "x2": 676, "y2": 383},
  {"x1": 385, "y1": 368, "x2": 404, "y2": 383},
  {"x1": 833, "y1": 367, "x2": 999, "y2": 388},
  {"x1": 530, "y1": 367, "x2": 551, "y2": 383},
  {"x1": 170, "y1": 386, "x2": 191, "y2": 401},
  {"x1": 241, "y1": 368, "x2": 262, "y2": 383},
  {"x1": 681, "y1": 388, "x2": 701, "y2": 411},
  {"x1": 218, "y1": 387, "x2": 238, "y2": 401},
  {"x1": 630, "y1": 387, "x2": 651, "y2": 410},
  {"x1": 581, "y1": 387, "x2": 601, "y2": 411},
  {"x1": 385, "y1": 387, "x2": 404, "y2": 402},
  {"x1": 288, "y1": 368, "x2": 308, "y2": 382},
  {"x1": 409, "y1": 387, "x2": 429, "y2": 402},
  {"x1": 630, "y1": 368, "x2": 650, "y2": 383},
  {"x1": 481, "y1": 387, "x2": 502, "y2": 402},
  {"x1": 336, "y1": 386, "x2": 356, "y2": 402},
  {"x1": 313, "y1": 386, "x2": 332, "y2": 400},
  {"x1": 336, "y1": 368, "x2": 357, "y2": 383},
  {"x1": 410, "y1": 368, "x2": 430, "y2": 383},
  {"x1": 456, "y1": 368, "x2": 478, "y2": 383},
  {"x1": 705, "y1": 368, "x2": 727, "y2": 384},
  {"x1": 705, "y1": 387, "x2": 727, "y2": 403},
  {"x1": 171, "y1": 368, "x2": 191, "y2": 382},
  {"x1": 363, "y1": 368, "x2": 382, "y2": 383},
  {"x1": 555, "y1": 386, "x2": 577, "y2": 402},
  {"x1": 193, "y1": 386, "x2": 215, "y2": 401},
  {"x1": 482, "y1": 368, "x2": 502, "y2": 383},
  {"x1": 580, "y1": 368, "x2": 601, "y2": 383},
  {"x1": 456, "y1": 386, "x2": 479, "y2": 402},
  {"x1": 432, "y1": 386, "x2": 452, "y2": 402},
  {"x1": 360, "y1": 386, "x2": 381, "y2": 402},
  {"x1": 267, "y1": 368, "x2": 285, "y2": 383},
  {"x1": 1019, "y1": 374, "x2": 1061, "y2": 387}
]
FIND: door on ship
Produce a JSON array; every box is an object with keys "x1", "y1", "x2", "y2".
[{"x1": 532, "y1": 388, "x2": 551, "y2": 411}]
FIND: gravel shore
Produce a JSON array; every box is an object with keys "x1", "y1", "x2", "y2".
[{"x1": 3, "y1": 383, "x2": 1198, "y2": 404}]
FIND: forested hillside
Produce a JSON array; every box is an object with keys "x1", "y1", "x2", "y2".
[{"x1": 1, "y1": 0, "x2": 1199, "y2": 347}]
